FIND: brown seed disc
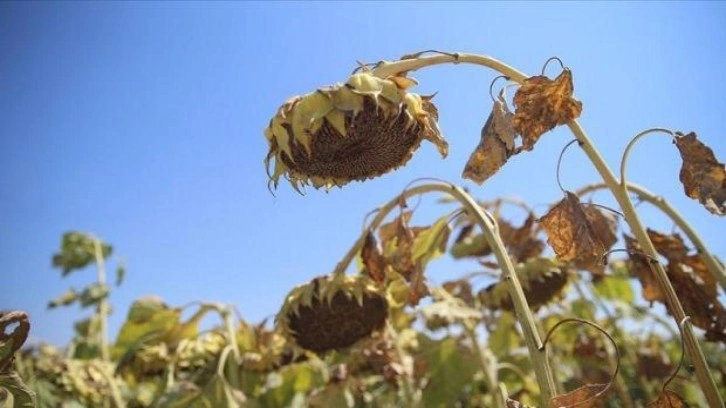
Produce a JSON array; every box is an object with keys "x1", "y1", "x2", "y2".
[
  {"x1": 287, "y1": 289, "x2": 388, "y2": 354},
  {"x1": 281, "y1": 97, "x2": 424, "y2": 181}
]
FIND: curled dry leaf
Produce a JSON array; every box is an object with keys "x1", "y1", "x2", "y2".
[
  {"x1": 538, "y1": 192, "x2": 609, "y2": 274},
  {"x1": 647, "y1": 390, "x2": 689, "y2": 408},
  {"x1": 0, "y1": 311, "x2": 31, "y2": 373},
  {"x1": 361, "y1": 230, "x2": 387, "y2": 284},
  {"x1": 451, "y1": 213, "x2": 545, "y2": 264},
  {"x1": 674, "y1": 132, "x2": 726, "y2": 216},
  {"x1": 625, "y1": 230, "x2": 726, "y2": 344},
  {"x1": 549, "y1": 383, "x2": 609, "y2": 408},
  {"x1": 462, "y1": 90, "x2": 519, "y2": 184},
  {"x1": 377, "y1": 211, "x2": 451, "y2": 306},
  {"x1": 512, "y1": 69, "x2": 583, "y2": 151}
]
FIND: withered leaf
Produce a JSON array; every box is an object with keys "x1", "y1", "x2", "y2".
[
  {"x1": 463, "y1": 90, "x2": 519, "y2": 184},
  {"x1": 442, "y1": 279, "x2": 475, "y2": 307},
  {"x1": 0, "y1": 311, "x2": 30, "y2": 373},
  {"x1": 674, "y1": 132, "x2": 726, "y2": 216},
  {"x1": 479, "y1": 257, "x2": 569, "y2": 312},
  {"x1": 549, "y1": 383, "x2": 609, "y2": 408},
  {"x1": 582, "y1": 205, "x2": 619, "y2": 276},
  {"x1": 538, "y1": 192, "x2": 606, "y2": 271},
  {"x1": 499, "y1": 214, "x2": 547, "y2": 263},
  {"x1": 647, "y1": 390, "x2": 689, "y2": 408},
  {"x1": 512, "y1": 69, "x2": 583, "y2": 151},
  {"x1": 361, "y1": 230, "x2": 387, "y2": 284},
  {"x1": 624, "y1": 235, "x2": 662, "y2": 303},
  {"x1": 507, "y1": 398, "x2": 536, "y2": 408},
  {"x1": 626, "y1": 231, "x2": 726, "y2": 343}
]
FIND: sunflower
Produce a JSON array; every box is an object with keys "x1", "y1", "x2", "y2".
[
  {"x1": 276, "y1": 274, "x2": 388, "y2": 354},
  {"x1": 264, "y1": 71, "x2": 448, "y2": 192}
]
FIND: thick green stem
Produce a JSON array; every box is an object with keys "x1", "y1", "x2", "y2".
[
  {"x1": 335, "y1": 182, "x2": 557, "y2": 405},
  {"x1": 576, "y1": 182, "x2": 726, "y2": 292},
  {"x1": 369, "y1": 52, "x2": 722, "y2": 407}
]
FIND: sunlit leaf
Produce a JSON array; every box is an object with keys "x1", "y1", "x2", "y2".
[
  {"x1": 674, "y1": 132, "x2": 726, "y2": 216},
  {"x1": 51, "y1": 232, "x2": 112, "y2": 276},
  {"x1": 512, "y1": 69, "x2": 583, "y2": 151},
  {"x1": 647, "y1": 390, "x2": 689, "y2": 407},
  {"x1": 549, "y1": 383, "x2": 608, "y2": 408},
  {"x1": 463, "y1": 90, "x2": 519, "y2": 184},
  {"x1": 416, "y1": 335, "x2": 479, "y2": 408},
  {"x1": 538, "y1": 192, "x2": 607, "y2": 273},
  {"x1": 0, "y1": 311, "x2": 30, "y2": 371},
  {"x1": 361, "y1": 230, "x2": 387, "y2": 284},
  {"x1": 79, "y1": 283, "x2": 110, "y2": 307},
  {"x1": 47, "y1": 288, "x2": 79, "y2": 309},
  {"x1": 0, "y1": 372, "x2": 37, "y2": 408}
]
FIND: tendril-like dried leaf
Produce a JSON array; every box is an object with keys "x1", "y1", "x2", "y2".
[
  {"x1": 674, "y1": 132, "x2": 726, "y2": 216},
  {"x1": 512, "y1": 69, "x2": 583, "y2": 151},
  {"x1": 463, "y1": 91, "x2": 519, "y2": 184},
  {"x1": 538, "y1": 192, "x2": 606, "y2": 272},
  {"x1": 549, "y1": 383, "x2": 609, "y2": 408},
  {"x1": 361, "y1": 230, "x2": 387, "y2": 284},
  {"x1": 647, "y1": 390, "x2": 689, "y2": 408}
]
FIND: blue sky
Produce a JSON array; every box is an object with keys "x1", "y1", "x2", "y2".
[{"x1": 1, "y1": 2, "x2": 724, "y2": 346}]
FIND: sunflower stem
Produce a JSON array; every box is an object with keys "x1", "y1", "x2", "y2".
[
  {"x1": 464, "y1": 323, "x2": 506, "y2": 408},
  {"x1": 370, "y1": 52, "x2": 723, "y2": 407},
  {"x1": 576, "y1": 182, "x2": 726, "y2": 292},
  {"x1": 335, "y1": 182, "x2": 557, "y2": 405}
]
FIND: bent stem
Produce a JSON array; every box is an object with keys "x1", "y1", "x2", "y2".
[
  {"x1": 368, "y1": 52, "x2": 722, "y2": 407},
  {"x1": 334, "y1": 181, "x2": 557, "y2": 405},
  {"x1": 576, "y1": 182, "x2": 726, "y2": 292}
]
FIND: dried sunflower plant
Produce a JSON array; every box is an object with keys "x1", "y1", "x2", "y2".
[
  {"x1": 5, "y1": 50, "x2": 726, "y2": 408},
  {"x1": 265, "y1": 51, "x2": 726, "y2": 407}
]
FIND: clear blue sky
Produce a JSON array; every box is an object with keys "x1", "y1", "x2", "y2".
[{"x1": 1, "y1": 2, "x2": 724, "y2": 346}]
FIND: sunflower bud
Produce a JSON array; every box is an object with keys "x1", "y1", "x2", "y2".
[
  {"x1": 264, "y1": 71, "x2": 448, "y2": 192},
  {"x1": 276, "y1": 274, "x2": 388, "y2": 354}
]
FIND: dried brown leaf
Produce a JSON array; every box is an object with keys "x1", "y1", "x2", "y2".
[
  {"x1": 499, "y1": 214, "x2": 546, "y2": 263},
  {"x1": 674, "y1": 132, "x2": 726, "y2": 216},
  {"x1": 647, "y1": 390, "x2": 689, "y2": 408},
  {"x1": 624, "y1": 235, "x2": 663, "y2": 303},
  {"x1": 463, "y1": 92, "x2": 519, "y2": 184},
  {"x1": 512, "y1": 69, "x2": 583, "y2": 151},
  {"x1": 479, "y1": 257, "x2": 569, "y2": 312},
  {"x1": 442, "y1": 279, "x2": 475, "y2": 307},
  {"x1": 549, "y1": 383, "x2": 608, "y2": 408},
  {"x1": 0, "y1": 311, "x2": 30, "y2": 373},
  {"x1": 538, "y1": 192, "x2": 606, "y2": 270},
  {"x1": 626, "y1": 231, "x2": 726, "y2": 343},
  {"x1": 361, "y1": 230, "x2": 387, "y2": 284},
  {"x1": 507, "y1": 398, "x2": 536, "y2": 408}
]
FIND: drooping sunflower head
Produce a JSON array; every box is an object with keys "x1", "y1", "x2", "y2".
[
  {"x1": 276, "y1": 274, "x2": 388, "y2": 354},
  {"x1": 264, "y1": 71, "x2": 449, "y2": 192}
]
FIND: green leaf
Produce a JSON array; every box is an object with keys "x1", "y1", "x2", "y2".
[
  {"x1": 52, "y1": 232, "x2": 112, "y2": 276},
  {"x1": 487, "y1": 311, "x2": 522, "y2": 357},
  {"x1": 593, "y1": 274, "x2": 634, "y2": 303},
  {"x1": 417, "y1": 334, "x2": 479, "y2": 408},
  {"x1": 412, "y1": 216, "x2": 451, "y2": 263},
  {"x1": 0, "y1": 372, "x2": 37, "y2": 408},
  {"x1": 451, "y1": 234, "x2": 490, "y2": 259},
  {"x1": 113, "y1": 297, "x2": 181, "y2": 356},
  {"x1": 47, "y1": 288, "x2": 79, "y2": 309},
  {"x1": 79, "y1": 283, "x2": 110, "y2": 307},
  {"x1": 115, "y1": 263, "x2": 126, "y2": 286}
]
